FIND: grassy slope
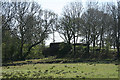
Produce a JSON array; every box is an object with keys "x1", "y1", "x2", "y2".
[{"x1": 2, "y1": 62, "x2": 118, "y2": 78}]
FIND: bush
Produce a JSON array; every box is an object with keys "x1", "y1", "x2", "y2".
[
  {"x1": 26, "y1": 45, "x2": 44, "y2": 59},
  {"x1": 58, "y1": 43, "x2": 72, "y2": 58}
]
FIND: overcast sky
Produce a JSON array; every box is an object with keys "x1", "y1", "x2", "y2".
[
  {"x1": 36, "y1": 0, "x2": 117, "y2": 15},
  {"x1": 34, "y1": 0, "x2": 117, "y2": 45}
]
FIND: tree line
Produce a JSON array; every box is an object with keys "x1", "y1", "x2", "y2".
[{"x1": 2, "y1": 1, "x2": 120, "y2": 62}]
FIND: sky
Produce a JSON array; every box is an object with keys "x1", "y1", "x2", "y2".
[
  {"x1": 34, "y1": 0, "x2": 117, "y2": 46},
  {"x1": 36, "y1": 0, "x2": 117, "y2": 16}
]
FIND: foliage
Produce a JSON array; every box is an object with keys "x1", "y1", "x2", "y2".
[
  {"x1": 2, "y1": 30, "x2": 20, "y2": 62},
  {"x1": 2, "y1": 1, "x2": 120, "y2": 62},
  {"x1": 26, "y1": 45, "x2": 44, "y2": 59},
  {"x1": 58, "y1": 43, "x2": 72, "y2": 58}
]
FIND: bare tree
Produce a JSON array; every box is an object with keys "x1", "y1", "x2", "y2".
[
  {"x1": 57, "y1": 2, "x2": 83, "y2": 56},
  {"x1": 2, "y1": 2, "x2": 57, "y2": 60},
  {"x1": 107, "y1": 2, "x2": 120, "y2": 60},
  {"x1": 117, "y1": 1, "x2": 120, "y2": 60},
  {"x1": 24, "y1": 10, "x2": 57, "y2": 59},
  {"x1": 2, "y1": 2, "x2": 18, "y2": 61},
  {"x1": 81, "y1": 8, "x2": 102, "y2": 54}
]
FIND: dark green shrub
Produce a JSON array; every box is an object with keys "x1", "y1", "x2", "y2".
[{"x1": 58, "y1": 43, "x2": 72, "y2": 58}]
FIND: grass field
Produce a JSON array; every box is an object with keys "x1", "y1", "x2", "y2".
[{"x1": 2, "y1": 62, "x2": 118, "y2": 79}]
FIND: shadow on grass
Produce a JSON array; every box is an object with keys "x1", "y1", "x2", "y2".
[
  {"x1": 1, "y1": 78, "x2": 119, "y2": 80},
  {"x1": 2, "y1": 58, "x2": 119, "y2": 67}
]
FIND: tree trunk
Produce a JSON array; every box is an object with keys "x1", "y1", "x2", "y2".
[
  {"x1": 93, "y1": 34, "x2": 95, "y2": 54},
  {"x1": 99, "y1": 35, "x2": 102, "y2": 50},
  {"x1": 87, "y1": 41, "x2": 90, "y2": 54},
  {"x1": 23, "y1": 38, "x2": 45, "y2": 59},
  {"x1": 53, "y1": 30, "x2": 55, "y2": 42},
  {"x1": 117, "y1": 1, "x2": 120, "y2": 61},
  {"x1": 116, "y1": 42, "x2": 120, "y2": 60},
  {"x1": 117, "y1": 14, "x2": 120, "y2": 61},
  {"x1": 68, "y1": 36, "x2": 71, "y2": 44},
  {"x1": 73, "y1": 34, "x2": 76, "y2": 57},
  {"x1": 19, "y1": 38, "x2": 24, "y2": 60},
  {"x1": 100, "y1": 26, "x2": 103, "y2": 51}
]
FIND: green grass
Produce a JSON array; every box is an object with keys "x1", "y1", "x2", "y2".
[{"x1": 2, "y1": 62, "x2": 118, "y2": 78}]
